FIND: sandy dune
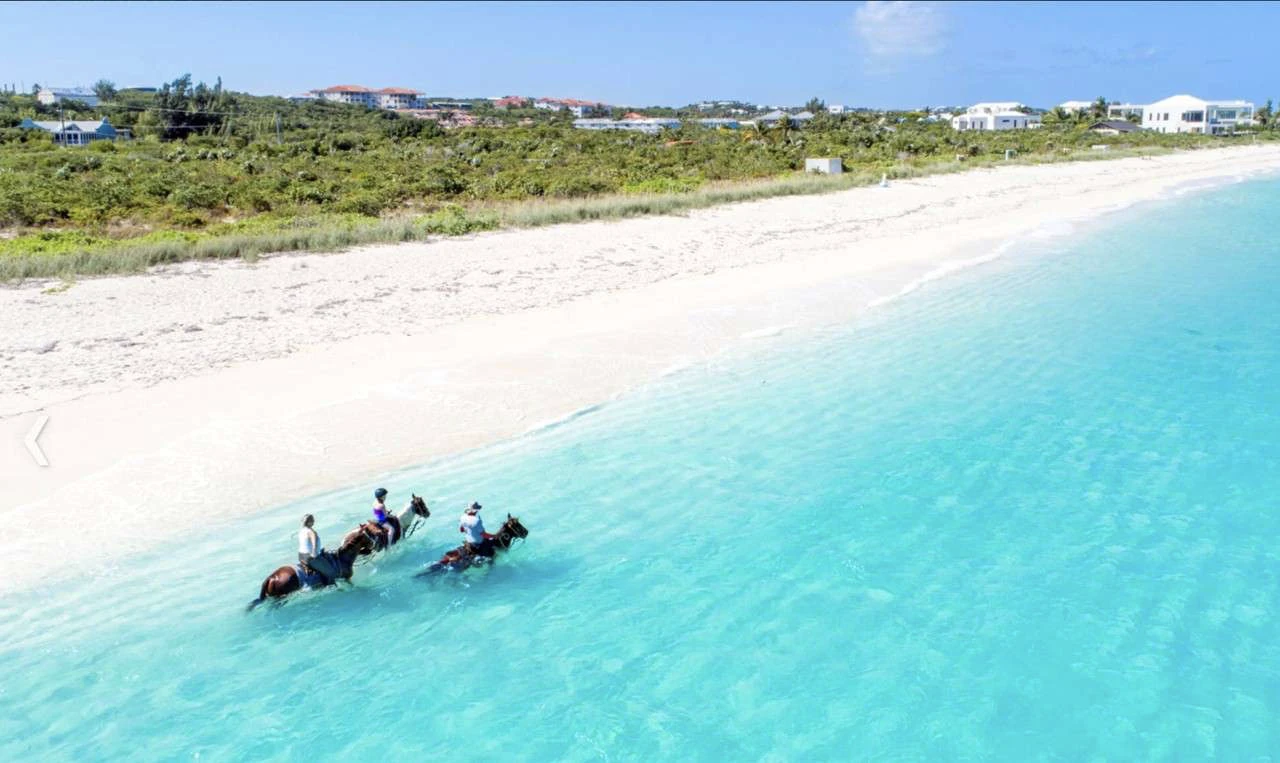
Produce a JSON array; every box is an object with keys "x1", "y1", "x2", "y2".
[{"x1": 3, "y1": 145, "x2": 1280, "y2": 595}]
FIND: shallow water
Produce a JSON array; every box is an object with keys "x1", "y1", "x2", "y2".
[{"x1": 4, "y1": 178, "x2": 1280, "y2": 760}]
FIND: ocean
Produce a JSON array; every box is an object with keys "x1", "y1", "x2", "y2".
[{"x1": 3, "y1": 176, "x2": 1280, "y2": 760}]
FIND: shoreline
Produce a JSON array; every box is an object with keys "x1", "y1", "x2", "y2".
[{"x1": 4, "y1": 145, "x2": 1280, "y2": 596}]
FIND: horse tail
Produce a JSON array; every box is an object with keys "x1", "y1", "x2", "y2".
[{"x1": 246, "y1": 577, "x2": 271, "y2": 612}]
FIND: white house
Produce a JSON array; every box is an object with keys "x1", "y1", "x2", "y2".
[
  {"x1": 376, "y1": 88, "x2": 425, "y2": 110},
  {"x1": 36, "y1": 87, "x2": 99, "y2": 107},
  {"x1": 951, "y1": 102, "x2": 1041, "y2": 131},
  {"x1": 535, "y1": 98, "x2": 608, "y2": 118},
  {"x1": 1107, "y1": 102, "x2": 1146, "y2": 121},
  {"x1": 1142, "y1": 95, "x2": 1254, "y2": 134},
  {"x1": 20, "y1": 117, "x2": 117, "y2": 145},
  {"x1": 1058, "y1": 100, "x2": 1093, "y2": 114},
  {"x1": 573, "y1": 117, "x2": 678, "y2": 133},
  {"x1": 966, "y1": 102, "x2": 1026, "y2": 115},
  {"x1": 827, "y1": 104, "x2": 847, "y2": 115},
  {"x1": 315, "y1": 85, "x2": 378, "y2": 107}
]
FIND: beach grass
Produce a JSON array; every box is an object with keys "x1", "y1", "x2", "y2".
[{"x1": 0, "y1": 144, "x2": 1218, "y2": 282}]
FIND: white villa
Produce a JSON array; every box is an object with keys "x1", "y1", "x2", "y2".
[
  {"x1": 313, "y1": 85, "x2": 425, "y2": 110},
  {"x1": 1058, "y1": 100, "x2": 1093, "y2": 114},
  {"x1": 951, "y1": 102, "x2": 1041, "y2": 131},
  {"x1": 573, "y1": 117, "x2": 742, "y2": 133},
  {"x1": 1141, "y1": 94, "x2": 1254, "y2": 134},
  {"x1": 1106, "y1": 102, "x2": 1146, "y2": 121},
  {"x1": 36, "y1": 87, "x2": 99, "y2": 107},
  {"x1": 573, "y1": 117, "x2": 679, "y2": 134},
  {"x1": 534, "y1": 98, "x2": 608, "y2": 118}
]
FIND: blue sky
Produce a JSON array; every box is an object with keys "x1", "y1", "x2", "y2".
[{"x1": 2, "y1": 1, "x2": 1276, "y2": 108}]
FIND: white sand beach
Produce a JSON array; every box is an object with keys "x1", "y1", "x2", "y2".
[{"x1": 4, "y1": 145, "x2": 1280, "y2": 595}]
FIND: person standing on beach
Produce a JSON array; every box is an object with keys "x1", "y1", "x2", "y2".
[{"x1": 298, "y1": 514, "x2": 321, "y2": 569}]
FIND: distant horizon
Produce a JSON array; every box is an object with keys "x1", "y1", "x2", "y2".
[{"x1": 4, "y1": 1, "x2": 1278, "y2": 109}]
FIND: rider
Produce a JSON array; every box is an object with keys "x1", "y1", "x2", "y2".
[
  {"x1": 372, "y1": 487, "x2": 398, "y2": 545},
  {"x1": 298, "y1": 514, "x2": 321, "y2": 570},
  {"x1": 459, "y1": 501, "x2": 495, "y2": 557}
]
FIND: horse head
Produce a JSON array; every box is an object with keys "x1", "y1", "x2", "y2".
[
  {"x1": 410, "y1": 494, "x2": 430, "y2": 519},
  {"x1": 502, "y1": 514, "x2": 529, "y2": 542}
]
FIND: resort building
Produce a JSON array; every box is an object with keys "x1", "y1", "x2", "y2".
[
  {"x1": 1058, "y1": 100, "x2": 1094, "y2": 114},
  {"x1": 535, "y1": 98, "x2": 610, "y2": 118},
  {"x1": 19, "y1": 117, "x2": 117, "y2": 145},
  {"x1": 1107, "y1": 103, "x2": 1146, "y2": 121},
  {"x1": 36, "y1": 87, "x2": 99, "y2": 107},
  {"x1": 1141, "y1": 94, "x2": 1255, "y2": 134},
  {"x1": 950, "y1": 102, "x2": 1041, "y2": 131},
  {"x1": 313, "y1": 85, "x2": 425, "y2": 110}
]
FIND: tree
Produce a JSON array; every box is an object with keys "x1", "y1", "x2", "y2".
[
  {"x1": 1044, "y1": 106, "x2": 1071, "y2": 126},
  {"x1": 803, "y1": 96, "x2": 826, "y2": 114},
  {"x1": 30, "y1": 83, "x2": 40, "y2": 96},
  {"x1": 1090, "y1": 96, "x2": 1109, "y2": 120},
  {"x1": 93, "y1": 79, "x2": 117, "y2": 102},
  {"x1": 150, "y1": 73, "x2": 233, "y2": 140},
  {"x1": 1258, "y1": 99, "x2": 1273, "y2": 127}
]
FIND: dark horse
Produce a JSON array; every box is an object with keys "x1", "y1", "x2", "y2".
[
  {"x1": 417, "y1": 514, "x2": 529, "y2": 576},
  {"x1": 348, "y1": 494, "x2": 430, "y2": 553},
  {"x1": 246, "y1": 528, "x2": 376, "y2": 611}
]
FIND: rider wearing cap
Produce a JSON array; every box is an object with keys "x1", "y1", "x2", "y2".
[
  {"x1": 459, "y1": 501, "x2": 495, "y2": 557},
  {"x1": 372, "y1": 487, "x2": 398, "y2": 545}
]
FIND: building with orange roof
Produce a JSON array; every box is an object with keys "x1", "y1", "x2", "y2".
[{"x1": 491, "y1": 95, "x2": 531, "y2": 109}]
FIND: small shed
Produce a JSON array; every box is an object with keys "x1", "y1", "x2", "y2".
[{"x1": 805, "y1": 157, "x2": 843, "y2": 175}]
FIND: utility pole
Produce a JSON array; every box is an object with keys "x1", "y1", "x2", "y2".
[
  {"x1": 59, "y1": 105, "x2": 65, "y2": 147},
  {"x1": 275, "y1": 112, "x2": 282, "y2": 145}
]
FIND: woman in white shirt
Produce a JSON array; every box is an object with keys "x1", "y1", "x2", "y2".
[{"x1": 298, "y1": 514, "x2": 321, "y2": 568}]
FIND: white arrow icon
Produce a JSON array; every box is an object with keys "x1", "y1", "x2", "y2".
[{"x1": 25, "y1": 414, "x2": 49, "y2": 467}]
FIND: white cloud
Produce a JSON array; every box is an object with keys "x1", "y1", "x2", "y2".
[{"x1": 853, "y1": 1, "x2": 946, "y2": 60}]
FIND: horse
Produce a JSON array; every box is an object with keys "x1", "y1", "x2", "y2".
[
  {"x1": 246, "y1": 528, "x2": 376, "y2": 611},
  {"x1": 345, "y1": 494, "x2": 431, "y2": 554},
  {"x1": 417, "y1": 514, "x2": 529, "y2": 576}
]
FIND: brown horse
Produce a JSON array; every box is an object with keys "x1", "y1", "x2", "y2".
[
  {"x1": 417, "y1": 514, "x2": 529, "y2": 576},
  {"x1": 246, "y1": 528, "x2": 376, "y2": 611},
  {"x1": 346, "y1": 494, "x2": 431, "y2": 554}
]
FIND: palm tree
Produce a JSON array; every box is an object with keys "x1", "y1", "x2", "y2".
[
  {"x1": 1046, "y1": 106, "x2": 1071, "y2": 125},
  {"x1": 1090, "y1": 96, "x2": 1109, "y2": 120}
]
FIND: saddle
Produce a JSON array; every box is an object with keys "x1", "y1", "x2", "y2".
[
  {"x1": 364, "y1": 516, "x2": 402, "y2": 549},
  {"x1": 298, "y1": 551, "x2": 343, "y2": 586}
]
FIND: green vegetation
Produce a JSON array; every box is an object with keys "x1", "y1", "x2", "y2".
[{"x1": 2, "y1": 76, "x2": 1277, "y2": 280}]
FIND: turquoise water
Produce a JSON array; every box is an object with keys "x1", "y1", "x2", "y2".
[{"x1": 5, "y1": 177, "x2": 1280, "y2": 760}]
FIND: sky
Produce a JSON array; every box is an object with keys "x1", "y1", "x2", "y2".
[{"x1": 2, "y1": 1, "x2": 1277, "y2": 109}]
